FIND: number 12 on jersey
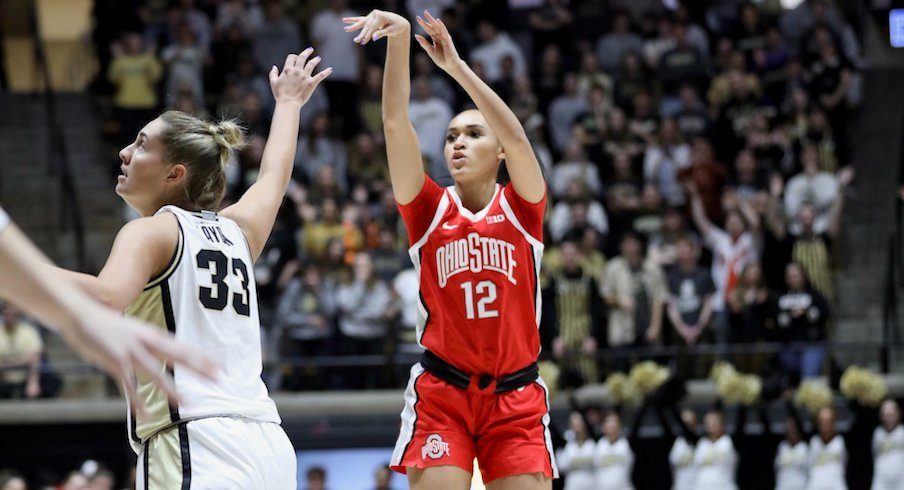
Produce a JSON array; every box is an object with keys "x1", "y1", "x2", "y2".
[{"x1": 460, "y1": 280, "x2": 499, "y2": 320}]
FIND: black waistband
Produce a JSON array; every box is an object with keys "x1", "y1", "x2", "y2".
[{"x1": 420, "y1": 350, "x2": 538, "y2": 393}]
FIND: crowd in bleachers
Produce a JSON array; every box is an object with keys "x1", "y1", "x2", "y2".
[{"x1": 4, "y1": 0, "x2": 865, "y2": 395}]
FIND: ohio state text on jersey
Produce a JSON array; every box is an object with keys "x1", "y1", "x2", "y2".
[{"x1": 398, "y1": 177, "x2": 546, "y2": 378}]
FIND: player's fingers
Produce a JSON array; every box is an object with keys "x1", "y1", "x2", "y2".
[
  {"x1": 414, "y1": 34, "x2": 433, "y2": 53},
  {"x1": 294, "y1": 47, "x2": 314, "y2": 69},
  {"x1": 282, "y1": 53, "x2": 297, "y2": 73},
  {"x1": 142, "y1": 334, "x2": 218, "y2": 381},
  {"x1": 303, "y1": 54, "x2": 322, "y2": 75},
  {"x1": 268, "y1": 65, "x2": 278, "y2": 85},
  {"x1": 132, "y1": 348, "x2": 181, "y2": 404},
  {"x1": 311, "y1": 67, "x2": 333, "y2": 86}
]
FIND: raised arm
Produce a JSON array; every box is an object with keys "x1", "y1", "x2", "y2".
[
  {"x1": 344, "y1": 11, "x2": 425, "y2": 205},
  {"x1": 687, "y1": 183, "x2": 714, "y2": 237},
  {"x1": 416, "y1": 11, "x2": 545, "y2": 203},
  {"x1": 220, "y1": 49, "x2": 331, "y2": 260}
]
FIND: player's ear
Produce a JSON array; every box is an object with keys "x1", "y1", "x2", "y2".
[{"x1": 166, "y1": 163, "x2": 187, "y2": 184}]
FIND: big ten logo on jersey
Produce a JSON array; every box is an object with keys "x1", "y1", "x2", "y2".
[
  {"x1": 486, "y1": 213, "x2": 505, "y2": 224},
  {"x1": 435, "y1": 232, "x2": 517, "y2": 288},
  {"x1": 199, "y1": 224, "x2": 234, "y2": 247}
]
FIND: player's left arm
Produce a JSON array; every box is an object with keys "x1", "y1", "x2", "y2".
[{"x1": 416, "y1": 11, "x2": 545, "y2": 203}]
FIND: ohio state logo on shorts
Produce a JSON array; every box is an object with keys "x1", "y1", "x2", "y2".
[{"x1": 421, "y1": 434, "x2": 451, "y2": 460}]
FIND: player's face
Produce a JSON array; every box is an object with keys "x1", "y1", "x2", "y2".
[
  {"x1": 443, "y1": 110, "x2": 503, "y2": 186},
  {"x1": 116, "y1": 118, "x2": 174, "y2": 213}
]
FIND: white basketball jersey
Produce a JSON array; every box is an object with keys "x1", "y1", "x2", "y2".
[{"x1": 125, "y1": 206, "x2": 280, "y2": 448}]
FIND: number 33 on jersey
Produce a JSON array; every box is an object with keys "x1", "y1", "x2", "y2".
[{"x1": 398, "y1": 178, "x2": 546, "y2": 378}]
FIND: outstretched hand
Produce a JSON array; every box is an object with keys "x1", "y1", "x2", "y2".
[
  {"x1": 414, "y1": 10, "x2": 463, "y2": 74},
  {"x1": 343, "y1": 10, "x2": 410, "y2": 44},
  {"x1": 61, "y1": 303, "x2": 219, "y2": 416},
  {"x1": 268, "y1": 48, "x2": 332, "y2": 107}
]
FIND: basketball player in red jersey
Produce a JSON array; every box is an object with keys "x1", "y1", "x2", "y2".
[{"x1": 345, "y1": 9, "x2": 556, "y2": 490}]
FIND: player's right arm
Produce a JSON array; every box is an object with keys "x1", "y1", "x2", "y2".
[{"x1": 344, "y1": 10, "x2": 425, "y2": 205}]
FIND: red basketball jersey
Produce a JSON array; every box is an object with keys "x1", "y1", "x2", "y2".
[{"x1": 398, "y1": 177, "x2": 546, "y2": 377}]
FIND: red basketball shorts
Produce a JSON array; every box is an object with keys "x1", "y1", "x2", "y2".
[{"x1": 390, "y1": 363, "x2": 559, "y2": 484}]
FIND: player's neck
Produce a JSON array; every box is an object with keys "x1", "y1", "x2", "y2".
[{"x1": 454, "y1": 180, "x2": 496, "y2": 213}]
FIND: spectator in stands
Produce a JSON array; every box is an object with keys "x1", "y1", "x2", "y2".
[
  {"x1": 392, "y1": 267, "x2": 421, "y2": 357},
  {"x1": 774, "y1": 262, "x2": 829, "y2": 379},
  {"x1": 550, "y1": 179, "x2": 610, "y2": 244},
  {"x1": 303, "y1": 466, "x2": 327, "y2": 490},
  {"x1": 409, "y1": 75, "x2": 454, "y2": 184},
  {"x1": 469, "y1": 18, "x2": 527, "y2": 84},
  {"x1": 88, "y1": 468, "x2": 114, "y2": 490},
  {"x1": 644, "y1": 118, "x2": 691, "y2": 207},
  {"x1": 775, "y1": 416, "x2": 809, "y2": 490},
  {"x1": 726, "y1": 149, "x2": 768, "y2": 201},
  {"x1": 534, "y1": 45, "x2": 565, "y2": 116},
  {"x1": 543, "y1": 238, "x2": 604, "y2": 387},
  {"x1": 413, "y1": 51, "x2": 455, "y2": 105},
  {"x1": 596, "y1": 10, "x2": 643, "y2": 73},
  {"x1": 732, "y1": 3, "x2": 768, "y2": 61},
  {"x1": 107, "y1": 32, "x2": 162, "y2": 150},
  {"x1": 0, "y1": 470, "x2": 25, "y2": 490},
  {"x1": 872, "y1": 399, "x2": 904, "y2": 490},
  {"x1": 727, "y1": 261, "x2": 772, "y2": 373},
  {"x1": 673, "y1": 84, "x2": 711, "y2": 139},
  {"x1": 548, "y1": 73, "x2": 588, "y2": 153},
  {"x1": 783, "y1": 145, "x2": 843, "y2": 236},
  {"x1": 357, "y1": 64, "x2": 384, "y2": 137},
  {"x1": 301, "y1": 198, "x2": 345, "y2": 261},
  {"x1": 311, "y1": 0, "x2": 360, "y2": 138},
  {"x1": 551, "y1": 140, "x2": 604, "y2": 200},
  {"x1": 679, "y1": 138, "x2": 728, "y2": 225},
  {"x1": 167, "y1": 0, "x2": 211, "y2": 53},
  {"x1": 602, "y1": 232, "x2": 666, "y2": 367},
  {"x1": 207, "y1": 22, "x2": 252, "y2": 97},
  {"x1": 687, "y1": 179, "x2": 761, "y2": 347},
  {"x1": 161, "y1": 22, "x2": 206, "y2": 109},
  {"x1": 275, "y1": 262, "x2": 337, "y2": 391},
  {"x1": 294, "y1": 111, "x2": 349, "y2": 194},
  {"x1": 614, "y1": 51, "x2": 653, "y2": 110},
  {"x1": 795, "y1": 105, "x2": 844, "y2": 173},
  {"x1": 252, "y1": 0, "x2": 302, "y2": 77},
  {"x1": 213, "y1": 0, "x2": 262, "y2": 40},
  {"x1": 694, "y1": 410, "x2": 738, "y2": 490},
  {"x1": 0, "y1": 303, "x2": 43, "y2": 399},
  {"x1": 658, "y1": 22, "x2": 708, "y2": 107},
  {"x1": 556, "y1": 411, "x2": 597, "y2": 490},
  {"x1": 808, "y1": 406, "x2": 847, "y2": 490},
  {"x1": 594, "y1": 412, "x2": 635, "y2": 489},
  {"x1": 335, "y1": 252, "x2": 392, "y2": 389},
  {"x1": 648, "y1": 206, "x2": 699, "y2": 268},
  {"x1": 666, "y1": 237, "x2": 716, "y2": 358}
]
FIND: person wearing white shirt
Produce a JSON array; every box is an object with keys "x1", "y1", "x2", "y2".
[
  {"x1": 408, "y1": 76, "x2": 453, "y2": 184},
  {"x1": 807, "y1": 407, "x2": 847, "y2": 490},
  {"x1": 669, "y1": 409, "x2": 699, "y2": 490},
  {"x1": 310, "y1": 0, "x2": 360, "y2": 137},
  {"x1": 594, "y1": 413, "x2": 635, "y2": 490},
  {"x1": 693, "y1": 411, "x2": 738, "y2": 490},
  {"x1": 688, "y1": 184, "x2": 760, "y2": 346},
  {"x1": 557, "y1": 412, "x2": 597, "y2": 490},
  {"x1": 872, "y1": 400, "x2": 904, "y2": 490},
  {"x1": 469, "y1": 19, "x2": 527, "y2": 83},
  {"x1": 547, "y1": 74, "x2": 588, "y2": 152},
  {"x1": 784, "y1": 146, "x2": 840, "y2": 236},
  {"x1": 776, "y1": 418, "x2": 809, "y2": 490}
]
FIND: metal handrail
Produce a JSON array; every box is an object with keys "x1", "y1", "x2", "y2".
[{"x1": 28, "y1": 1, "x2": 86, "y2": 268}]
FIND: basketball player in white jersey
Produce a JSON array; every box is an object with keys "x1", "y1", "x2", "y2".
[
  {"x1": 0, "y1": 206, "x2": 216, "y2": 408},
  {"x1": 872, "y1": 399, "x2": 904, "y2": 490},
  {"x1": 55, "y1": 50, "x2": 331, "y2": 488}
]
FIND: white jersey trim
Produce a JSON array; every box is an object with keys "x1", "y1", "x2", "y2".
[
  {"x1": 499, "y1": 190, "x2": 545, "y2": 327},
  {"x1": 392, "y1": 363, "x2": 426, "y2": 467},
  {"x1": 446, "y1": 184, "x2": 500, "y2": 222},
  {"x1": 409, "y1": 192, "x2": 450, "y2": 346}
]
